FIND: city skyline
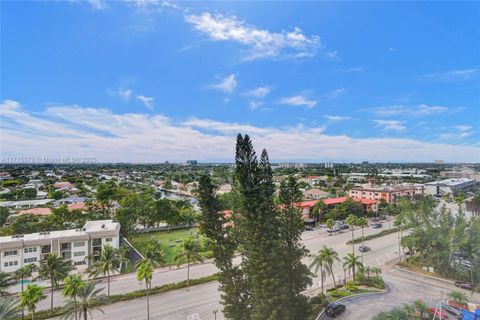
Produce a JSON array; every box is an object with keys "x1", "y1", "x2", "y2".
[{"x1": 1, "y1": 1, "x2": 479, "y2": 162}]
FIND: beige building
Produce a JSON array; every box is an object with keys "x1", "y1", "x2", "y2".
[{"x1": 0, "y1": 220, "x2": 120, "y2": 273}]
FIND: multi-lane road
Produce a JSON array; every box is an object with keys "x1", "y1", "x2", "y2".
[
  {"x1": 46, "y1": 222, "x2": 480, "y2": 320},
  {"x1": 42, "y1": 222, "x2": 401, "y2": 312}
]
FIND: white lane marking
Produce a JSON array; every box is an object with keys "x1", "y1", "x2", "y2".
[{"x1": 187, "y1": 314, "x2": 202, "y2": 320}]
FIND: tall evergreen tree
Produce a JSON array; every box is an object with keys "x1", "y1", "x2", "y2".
[
  {"x1": 197, "y1": 175, "x2": 248, "y2": 320},
  {"x1": 277, "y1": 176, "x2": 312, "y2": 319}
]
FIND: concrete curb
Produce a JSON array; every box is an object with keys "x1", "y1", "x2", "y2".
[
  {"x1": 394, "y1": 266, "x2": 456, "y2": 285},
  {"x1": 315, "y1": 284, "x2": 390, "y2": 320}
]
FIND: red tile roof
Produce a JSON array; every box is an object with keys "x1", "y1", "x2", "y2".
[{"x1": 18, "y1": 208, "x2": 52, "y2": 216}]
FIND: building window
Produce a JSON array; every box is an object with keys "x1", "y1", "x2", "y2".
[
  {"x1": 92, "y1": 238, "x2": 102, "y2": 246},
  {"x1": 73, "y1": 251, "x2": 85, "y2": 257},
  {"x1": 74, "y1": 261, "x2": 86, "y2": 266},
  {"x1": 62, "y1": 252, "x2": 71, "y2": 259},
  {"x1": 24, "y1": 247, "x2": 37, "y2": 253},
  {"x1": 24, "y1": 257, "x2": 37, "y2": 263},
  {"x1": 105, "y1": 238, "x2": 112, "y2": 242},
  {"x1": 61, "y1": 243, "x2": 71, "y2": 250},
  {"x1": 42, "y1": 245, "x2": 51, "y2": 254},
  {"x1": 73, "y1": 242, "x2": 85, "y2": 248},
  {"x1": 3, "y1": 262, "x2": 7, "y2": 267},
  {"x1": 5, "y1": 261, "x2": 18, "y2": 267},
  {"x1": 4, "y1": 250, "x2": 18, "y2": 257}
]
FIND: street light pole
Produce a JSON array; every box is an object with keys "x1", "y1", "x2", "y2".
[{"x1": 213, "y1": 305, "x2": 218, "y2": 320}]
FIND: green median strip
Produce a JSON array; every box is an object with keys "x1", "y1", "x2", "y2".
[
  {"x1": 346, "y1": 227, "x2": 399, "y2": 245},
  {"x1": 24, "y1": 274, "x2": 219, "y2": 320}
]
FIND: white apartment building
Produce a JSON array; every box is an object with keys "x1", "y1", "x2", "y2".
[
  {"x1": 425, "y1": 178, "x2": 477, "y2": 196},
  {"x1": 0, "y1": 220, "x2": 120, "y2": 273}
]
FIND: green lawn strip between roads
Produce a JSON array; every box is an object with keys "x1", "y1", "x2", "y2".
[
  {"x1": 128, "y1": 227, "x2": 212, "y2": 265},
  {"x1": 23, "y1": 274, "x2": 219, "y2": 320},
  {"x1": 345, "y1": 227, "x2": 399, "y2": 245}
]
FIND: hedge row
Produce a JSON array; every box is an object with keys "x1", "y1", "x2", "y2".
[
  {"x1": 24, "y1": 274, "x2": 219, "y2": 320},
  {"x1": 346, "y1": 227, "x2": 399, "y2": 245}
]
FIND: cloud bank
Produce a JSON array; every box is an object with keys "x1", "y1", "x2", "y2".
[{"x1": 1, "y1": 100, "x2": 478, "y2": 163}]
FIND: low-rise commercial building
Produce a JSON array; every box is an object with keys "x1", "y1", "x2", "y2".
[
  {"x1": 348, "y1": 184, "x2": 423, "y2": 203},
  {"x1": 425, "y1": 178, "x2": 477, "y2": 196},
  {"x1": 0, "y1": 220, "x2": 120, "y2": 273}
]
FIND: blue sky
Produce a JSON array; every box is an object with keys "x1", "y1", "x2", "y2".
[{"x1": 1, "y1": 0, "x2": 479, "y2": 162}]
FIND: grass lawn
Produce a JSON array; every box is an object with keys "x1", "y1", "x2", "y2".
[{"x1": 128, "y1": 227, "x2": 211, "y2": 265}]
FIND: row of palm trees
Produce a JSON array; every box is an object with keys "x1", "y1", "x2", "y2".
[
  {"x1": 0, "y1": 236, "x2": 204, "y2": 320},
  {"x1": 310, "y1": 245, "x2": 378, "y2": 293}
]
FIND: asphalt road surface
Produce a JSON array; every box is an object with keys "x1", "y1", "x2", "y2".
[{"x1": 41, "y1": 222, "x2": 402, "y2": 312}]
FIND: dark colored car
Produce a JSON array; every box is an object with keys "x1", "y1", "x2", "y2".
[
  {"x1": 339, "y1": 223, "x2": 350, "y2": 230},
  {"x1": 454, "y1": 281, "x2": 474, "y2": 290},
  {"x1": 325, "y1": 302, "x2": 346, "y2": 317},
  {"x1": 304, "y1": 226, "x2": 314, "y2": 231},
  {"x1": 371, "y1": 223, "x2": 382, "y2": 228},
  {"x1": 358, "y1": 245, "x2": 371, "y2": 253}
]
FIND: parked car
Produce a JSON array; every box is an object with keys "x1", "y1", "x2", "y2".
[
  {"x1": 339, "y1": 223, "x2": 350, "y2": 230},
  {"x1": 454, "y1": 281, "x2": 474, "y2": 290},
  {"x1": 304, "y1": 226, "x2": 314, "y2": 231},
  {"x1": 358, "y1": 245, "x2": 371, "y2": 253},
  {"x1": 325, "y1": 302, "x2": 346, "y2": 317},
  {"x1": 427, "y1": 307, "x2": 450, "y2": 319},
  {"x1": 327, "y1": 227, "x2": 339, "y2": 233},
  {"x1": 371, "y1": 223, "x2": 382, "y2": 228}
]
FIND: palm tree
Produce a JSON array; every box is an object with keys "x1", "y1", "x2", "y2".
[
  {"x1": 136, "y1": 260, "x2": 153, "y2": 320},
  {"x1": 363, "y1": 266, "x2": 372, "y2": 279},
  {"x1": 174, "y1": 237, "x2": 204, "y2": 290},
  {"x1": 88, "y1": 244, "x2": 121, "y2": 296},
  {"x1": 310, "y1": 251, "x2": 327, "y2": 293},
  {"x1": 346, "y1": 214, "x2": 359, "y2": 254},
  {"x1": 14, "y1": 264, "x2": 37, "y2": 319},
  {"x1": 0, "y1": 272, "x2": 15, "y2": 296},
  {"x1": 62, "y1": 281, "x2": 108, "y2": 320},
  {"x1": 38, "y1": 254, "x2": 73, "y2": 313},
  {"x1": 447, "y1": 290, "x2": 468, "y2": 304},
  {"x1": 414, "y1": 300, "x2": 428, "y2": 319},
  {"x1": 0, "y1": 297, "x2": 20, "y2": 320},
  {"x1": 62, "y1": 275, "x2": 85, "y2": 320},
  {"x1": 319, "y1": 246, "x2": 340, "y2": 288},
  {"x1": 19, "y1": 284, "x2": 46, "y2": 320},
  {"x1": 342, "y1": 253, "x2": 363, "y2": 282},
  {"x1": 357, "y1": 217, "x2": 369, "y2": 264},
  {"x1": 138, "y1": 239, "x2": 165, "y2": 268}
]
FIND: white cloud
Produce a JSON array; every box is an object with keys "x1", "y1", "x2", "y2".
[
  {"x1": 374, "y1": 120, "x2": 406, "y2": 132},
  {"x1": 279, "y1": 96, "x2": 317, "y2": 108},
  {"x1": 374, "y1": 104, "x2": 449, "y2": 117},
  {"x1": 2, "y1": 100, "x2": 479, "y2": 163},
  {"x1": 247, "y1": 86, "x2": 271, "y2": 98},
  {"x1": 324, "y1": 115, "x2": 350, "y2": 121},
  {"x1": 137, "y1": 95, "x2": 155, "y2": 110},
  {"x1": 87, "y1": 0, "x2": 107, "y2": 11},
  {"x1": 249, "y1": 101, "x2": 264, "y2": 110},
  {"x1": 108, "y1": 88, "x2": 133, "y2": 101},
  {"x1": 423, "y1": 68, "x2": 480, "y2": 82},
  {"x1": 324, "y1": 50, "x2": 340, "y2": 60},
  {"x1": 326, "y1": 88, "x2": 346, "y2": 99},
  {"x1": 185, "y1": 12, "x2": 320, "y2": 60},
  {"x1": 343, "y1": 67, "x2": 364, "y2": 73},
  {"x1": 210, "y1": 74, "x2": 237, "y2": 93}
]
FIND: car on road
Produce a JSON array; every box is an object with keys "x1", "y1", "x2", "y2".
[
  {"x1": 327, "y1": 227, "x2": 339, "y2": 234},
  {"x1": 339, "y1": 223, "x2": 350, "y2": 230},
  {"x1": 371, "y1": 223, "x2": 382, "y2": 228},
  {"x1": 358, "y1": 245, "x2": 371, "y2": 253},
  {"x1": 325, "y1": 302, "x2": 346, "y2": 318},
  {"x1": 454, "y1": 281, "x2": 474, "y2": 290}
]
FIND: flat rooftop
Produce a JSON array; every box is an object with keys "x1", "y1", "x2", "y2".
[{"x1": 425, "y1": 178, "x2": 476, "y2": 186}]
